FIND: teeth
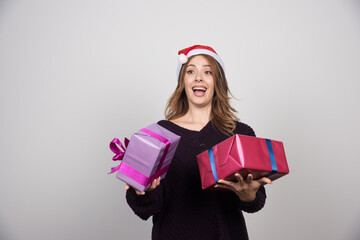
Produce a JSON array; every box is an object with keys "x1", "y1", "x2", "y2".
[{"x1": 193, "y1": 87, "x2": 206, "y2": 92}]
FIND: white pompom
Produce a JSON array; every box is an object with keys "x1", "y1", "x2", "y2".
[{"x1": 178, "y1": 53, "x2": 188, "y2": 64}]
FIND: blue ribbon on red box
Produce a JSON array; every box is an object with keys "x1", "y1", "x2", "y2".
[
  {"x1": 208, "y1": 148, "x2": 219, "y2": 182},
  {"x1": 264, "y1": 139, "x2": 278, "y2": 178},
  {"x1": 265, "y1": 139, "x2": 277, "y2": 172}
]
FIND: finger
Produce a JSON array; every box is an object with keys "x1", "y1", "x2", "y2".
[
  {"x1": 257, "y1": 177, "x2": 273, "y2": 185},
  {"x1": 156, "y1": 177, "x2": 161, "y2": 187},
  {"x1": 148, "y1": 178, "x2": 157, "y2": 190},
  {"x1": 214, "y1": 183, "x2": 232, "y2": 191},
  {"x1": 124, "y1": 184, "x2": 130, "y2": 190},
  {"x1": 135, "y1": 189, "x2": 145, "y2": 195},
  {"x1": 245, "y1": 174, "x2": 253, "y2": 184},
  {"x1": 234, "y1": 173, "x2": 246, "y2": 185},
  {"x1": 217, "y1": 179, "x2": 237, "y2": 188}
]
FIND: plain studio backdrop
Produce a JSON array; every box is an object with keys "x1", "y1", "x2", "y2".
[{"x1": 1, "y1": 0, "x2": 359, "y2": 239}]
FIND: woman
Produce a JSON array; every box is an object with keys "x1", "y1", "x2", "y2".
[{"x1": 125, "y1": 45, "x2": 271, "y2": 240}]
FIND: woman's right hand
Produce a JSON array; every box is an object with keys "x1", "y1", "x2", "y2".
[{"x1": 124, "y1": 176, "x2": 161, "y2": 195}]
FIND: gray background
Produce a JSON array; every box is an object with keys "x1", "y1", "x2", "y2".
[{"x1": 1, "y1": 0, "x2": 359, "y2": 239}]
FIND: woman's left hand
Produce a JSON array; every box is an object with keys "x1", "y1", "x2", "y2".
[{"x1": 215, "y1": 173, "x2": 272, "y2": 202}]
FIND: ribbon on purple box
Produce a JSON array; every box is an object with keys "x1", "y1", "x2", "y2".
[
  {"x1": 108, "y1": 137, "x2": 129, "y2": 174},
  {"x1": 108, "y1": 128, "x2": 171, "y2": 187}
]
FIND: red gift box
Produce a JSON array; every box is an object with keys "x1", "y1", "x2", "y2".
[{"x1": 196, "y1": 134, "x2": 289, "y2": 189}]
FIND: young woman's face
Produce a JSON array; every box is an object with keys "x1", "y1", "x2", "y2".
[{"x1": 183, "y1": 55, "x2": 215, "y2": 109}]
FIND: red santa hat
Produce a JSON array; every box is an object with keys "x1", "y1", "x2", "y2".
[{"x1": 176, "y1": 45, "x2": 225, "y2": 80}]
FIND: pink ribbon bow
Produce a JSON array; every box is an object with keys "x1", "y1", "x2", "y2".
[{"x1": 108, "y1": 138, "x2": 129, "y2": 174}]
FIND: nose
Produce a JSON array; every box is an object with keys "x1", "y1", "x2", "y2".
[{"x1": 195, "y1": 71, "x2": 202, "y2": 82}]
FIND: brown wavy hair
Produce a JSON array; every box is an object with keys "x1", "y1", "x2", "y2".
[{"x1": 165, "y1": 54, "x2": 239, "y2": 136}]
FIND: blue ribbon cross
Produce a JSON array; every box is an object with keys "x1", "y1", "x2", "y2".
[
  {"x1": 265, "y1": 139, "x2": 277, "y2": 177},
  {"x1": 208, "y1": 148, "x2": 219, "y2": 183}
]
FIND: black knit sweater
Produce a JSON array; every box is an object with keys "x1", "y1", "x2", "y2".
[{"x1": 126, "y1": 120, "x2": 266, "y2": 240}]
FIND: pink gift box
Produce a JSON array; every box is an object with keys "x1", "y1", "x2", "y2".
[
  {"x1": 196, "y1": 134, "x2": 289, "y2": 189},
  {"x1": 109, "y1": 123, "x2": 180, "y2": 192}
]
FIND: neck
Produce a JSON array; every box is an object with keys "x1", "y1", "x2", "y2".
[{"x1": 183, "y1": 103, "x2": 212, "y2": 124}]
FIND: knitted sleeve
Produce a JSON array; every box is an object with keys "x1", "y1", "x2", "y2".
[
  {"x1": 234, "y1": 121, "x2": 267, "y2": 213},
  {"x1": 236, "y1": 185, "x2": 266, "y2": 213},
  {"x1": 126, "y1": 181, "x2": 166, "y2": 220}
]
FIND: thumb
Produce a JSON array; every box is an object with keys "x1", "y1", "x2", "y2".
[{"x1": 257, "y1": 177, "x2": 273, "y2": 185}]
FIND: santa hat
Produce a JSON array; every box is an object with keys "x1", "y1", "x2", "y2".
[{"x1": 176, "y1": 45, "x2": 225, "y2": 81}]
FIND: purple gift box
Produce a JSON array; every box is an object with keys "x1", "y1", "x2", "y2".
[{"x1": 109, "y1": 123, "x2": 180, "y2": 192}]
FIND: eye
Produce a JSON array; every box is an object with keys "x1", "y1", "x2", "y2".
[
  {"x1": 186, "y1": 70, "x2": 195, "y2": 74},
  {"x1": 205, "y1": 71, "x2": 212, "y2": 75}
]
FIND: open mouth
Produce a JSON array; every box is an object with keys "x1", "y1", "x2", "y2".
[{"x1": 192, "y1": 86, "x2": 207, "y2": 96}]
